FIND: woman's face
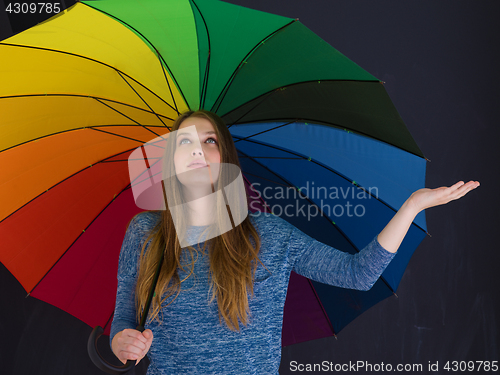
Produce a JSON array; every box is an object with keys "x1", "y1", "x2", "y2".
[{"x1": 173, "y1": 116, "x2": 221, "y2": 189}]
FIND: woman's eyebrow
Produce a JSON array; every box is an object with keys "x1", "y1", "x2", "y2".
[{"x1": 176, "y1": 131, "x2": 216, "y2": 137}]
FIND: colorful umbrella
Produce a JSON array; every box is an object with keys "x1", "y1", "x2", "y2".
[{"x1": 0, "y1": 0, "x2": 427, "y2": 365}]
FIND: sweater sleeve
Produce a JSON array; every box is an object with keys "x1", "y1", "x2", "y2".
[
  {"x1": 109, "y1": 212, "x2": 155, "y2": 344},
  {"x1": 291, "y1": 227, "x2": 396, "y2": 291}
]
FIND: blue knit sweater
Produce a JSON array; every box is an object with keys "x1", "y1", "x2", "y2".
[{"x1": 110, "y1": 210, "x2": 395, "y2": 374}]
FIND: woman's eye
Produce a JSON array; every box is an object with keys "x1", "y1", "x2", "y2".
[
  {"x1": 206, "y1": 137, "x2": 217, "y2": 144},
  {"x1": 178, "y1": 137, "x2": 216, "y2": 145}
]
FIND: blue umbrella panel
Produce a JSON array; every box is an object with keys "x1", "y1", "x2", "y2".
[{"x1": 231, "y1": 121, "x2": 427, "y2": 345}]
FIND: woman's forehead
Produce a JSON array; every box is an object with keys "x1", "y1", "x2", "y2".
[{"x1": 178, "y1": 117, "x2": 215, "y2": 132}]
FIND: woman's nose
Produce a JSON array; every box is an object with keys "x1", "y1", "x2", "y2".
[{"x1": 191, "y1": 145, "x2": 203, "y2": 156}]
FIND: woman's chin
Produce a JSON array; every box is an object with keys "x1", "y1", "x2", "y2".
[{"x1": 179, "y1": 180, "x2": 218, "y2": 197}]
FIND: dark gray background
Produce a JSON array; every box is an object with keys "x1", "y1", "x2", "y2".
[{"x1": 1, "y1": 1, "x2": 498, "y2": 374}]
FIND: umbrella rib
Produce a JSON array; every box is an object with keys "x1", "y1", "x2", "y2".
[
  {"x1": 210, "y1": 19, "x2": 297, "y2": 114},
  {"x1": 89, "y1": 127, "x2": 165, "y2": 145},
  {"x1": 306, "y1": 277, "x2": 337, "y2": 338},
  {"x1": 232, "y1": 120, "x2": 297, "y2": 142},
  {"x1": 0, "y1": 123, "x2": 166, "y2": 155},
  {"x1": 221, "y1": 78, "x2": 378, "y2": 121},
  {"x1": 28, "y1": 150, "x2": 163, "y2": 298},
  {"x1": 0, "y1": 148, "x2": 137, "y2": 225},
  {"x1": 241, "y1": 171, "x2": 290, "y2": 188},
  {"x1": 29, "y1": 181, "x2": 135, "y2": 295},
  {"x1": 76, "y1": 3, "x2": 185, "y2": 112},
  {"x1": 153, "y1": 52, "x2": 190, "y2": 111},
  {"x1": 226, "y1": 90, "x2": 279, "y2": 129},
  {"x1": 242, "y1": 174, "x2": 273, "y2": 214},
  {"x1": 236, "y1": 147, "x2": 398, "y2": 294},
  {"x1": 114, "y1": 70, "x2": 170, "y2": 129},
  {"x1": 239, "y1": 156, "x2": 303, "y2": 160},
  {"x1": 128, "y1": 157, "x2": 165, "y2": 190},
  {"x1": 0, "y1": 94, "x2": 175, "y2": 123},
  {"x1": 236, "y1": 135, "x2": 389, "y2": 209},
  {"x1": 0, "y1": 94, "x2": 174, "y2": 153},
  {"x1": 101, "y1": 156, "x2": 165, "y2": 190},
  {"x1": 233, "y1": 117, "x2": 425, "y2": 160},
  {"x1": 92, "y1": 97, "x2": 169, "y2": 138},
  {"x1": 234, "y1": 136, "x2": 427, "y2": 234},
  {"x1": 155, "y1": 49, "x2": 180, "y2": 115},
  {"x1": 190, "y1": 0, "x2": 211, "y2": 110},
  {"x1": 0, "y1": 42, "x2": 179, "y2": 113},
  {"x1": 102, "y1": 156, "x2": 163, "y2": 163},
  {"x1": 220, "y1": 79, "x2": 426, "y2": 159}
]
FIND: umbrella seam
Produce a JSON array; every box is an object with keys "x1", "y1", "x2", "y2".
[
  {"x1": 0, "y1": 123, "x2": 166, "y2": 154},
  {"x1": 242, "y1": 174, "x2": 273, "y2": 214},
  {"x1": 210, "y1": 20, "x2": 297, "y2": 114},
  {"x1": 0, "y1": 149, "x2": 136, "y2": 225},
  {"x1": 29, "y1": 181, "x2": 134, "y2": 294},
  {"x1": 90, "y1": 127, "x2": 165, "y2": 145},
  {"x1": 234, "y1": 135, "x2": 424, "y2": 227},
  {"x1": 92, "y1": 97, "x2": 171, "y2": 139},
  {"x1": 235, "y1": 143, "x2": 426, "y2": 233},
  {"x1": 233, "y1": 121, "x2": 423, "y2": 201},
  {"x1": 228, "y1": 112, "x2": 425, "y2": 159},
  {"x1": 219, "y1": 79, "x2": 380, "y2": 120},
  {"x1": 0, "y1": 42, "x2": 179, "y2": 113},
  {"x1": 227, "y1": 90, "x2": 280, "y2": 128},
  {"x1": 93, "y1": 97, "x2": 168, "y2": 130},
  {"x1": 190, "y1": 0, "x2": 211, "y2": 110},
  {"x1": 223, "y1": 78, "x2": 380, "y2": 115},
  {"x1": 0, "y1": 96, "x2": 174, "y2": 153},
  {"x1": 233, "y1": 120, "x2": 297, "y2": 143},
  {"x1": 114, "y1": 71, "x2": 171, "y2": 129},
  {"x1": 236, "y1": 146, "x2": 409, "y2": 295},
  {"x1": 306, "y1": 277, "x2": 337, "y2": 339},
  {"x1": 0, "y1": 94, "x2": 174, "y2": 124},
  {"x1": 77, "y1": 2, "x2": 185, "y2": 112}
]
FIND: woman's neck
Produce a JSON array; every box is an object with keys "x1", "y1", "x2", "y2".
[{"x1": 183, "y1": 189, "x2": 216, "y2": 226}]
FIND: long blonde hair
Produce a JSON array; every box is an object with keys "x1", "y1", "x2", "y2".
[{"x1": 134, "y1": 110, "x2": 262, "y2": 331}]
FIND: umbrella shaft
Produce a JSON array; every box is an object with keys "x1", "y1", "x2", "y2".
[{"x1": 139, "y1": 250, "x2": 165, "y2": 329}]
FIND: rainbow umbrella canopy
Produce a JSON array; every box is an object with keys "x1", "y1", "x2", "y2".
[{"x1": 0, "y1": 0, "x2": 427, "y2": 345}]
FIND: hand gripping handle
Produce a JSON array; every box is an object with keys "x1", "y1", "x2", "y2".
[{"x1": 87, "y1": 325, "x2": 144, "y2": 374}]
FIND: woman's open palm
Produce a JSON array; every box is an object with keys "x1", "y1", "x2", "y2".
[{"x1": 408, "y1": 180, "x2": 480, "y2": 213}]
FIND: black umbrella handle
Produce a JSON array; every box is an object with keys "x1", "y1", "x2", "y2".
[
  {"x1": 90, "y1": 193, "x2": 166, "y2": 373},
  {"x1": 88, "y1": 324, "x2": 145, "y2": 374},
  {"x1": 88, "y1": 227, "x2": 165, "y2": 373}
]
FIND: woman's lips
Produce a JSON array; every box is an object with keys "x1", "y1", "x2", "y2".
[{"x1": 187, "y1": 163, "x2": 207, "y2": 168}]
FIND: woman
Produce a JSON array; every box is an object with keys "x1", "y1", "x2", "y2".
[{"x1": 110, "y1": 110, "x2": 479, "y2": 374}]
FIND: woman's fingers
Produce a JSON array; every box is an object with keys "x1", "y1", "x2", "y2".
[
  {"x1": 116, "y1": 329, "x2": 154, "y2": 363},
  {"x1": 137, "y1": 329, "x2": 154, "y2": 363},
  {"x1": 143, "y1": 329, "x2": 153, "y2": 350},
  {"x1": 143, "y1": 329, "x2": 153, "y2": 340},
  {"x1": 123, "y1": 328, "x2": 148, "y2": 343},
  {"x1": 448, "y1": 181, "x2": 479, "y2": 201}
]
